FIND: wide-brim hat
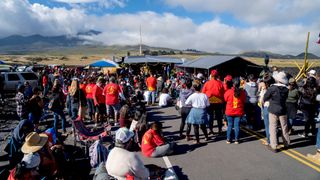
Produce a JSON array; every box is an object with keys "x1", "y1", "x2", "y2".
[
  {"x1": 272, "y1": 71, "x2": 288, "y2": 85},
  {"x1": 21, "y1": 132, "x2": 48, "y2": 154}
]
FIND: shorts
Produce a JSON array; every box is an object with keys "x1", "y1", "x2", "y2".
[
  {"x1": 106, "y1": 103, "x2": 121, "y2": 115},
  {"x1": 95, "y1": 103, "x2": 106, "y2": 115}
]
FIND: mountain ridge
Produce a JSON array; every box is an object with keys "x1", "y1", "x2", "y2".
[{"x1": 0, "y1": 34, "x2": 318, "y2": 59}]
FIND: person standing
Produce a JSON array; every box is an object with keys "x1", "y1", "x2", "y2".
[
  {"x1": 69, "y1": 79, "x2": 87, "y2": 120},
  {"x1": 298, "y1": 77, "x2": 318, "y2": 138},
  {"x1": 202, "y1": 70, "x2": 224, "y2": 134},
  {"x1": 263, "y1": 71, "x2": 290, "y2": 152},
  {"x1": 85, "y1": 78, "x2": 96, "y2": 121},
  {"x1": 51, "y1": 84, "x2": 67, "y2": 133},
  {"x1": 244, "y1": 74, "x2": 260, "y2": 130},
  {"x1": 146, "y1": 72, "x2": 157, "y2": 105},
  {"x1": 185, "y1": 83, "x2": 210, "y2": 144},
  {"x1": 15, "y1": 85, "x2": 28, "y2": 120},
  {"x1": 93, "y1": 77, "x2": 106, "y2": 126},
  {"x1": 224, "y1": 77, "x2": 246, "y2": 144},
  {"x1": 286, "y1": 78, "x2": 300, "y2": 134},
  {"x1": 178, "y1": 80, "x2": 194, "y2": 138},
  {"x1": 103, "y1": 76, "x2": 123, "y2": 125}
]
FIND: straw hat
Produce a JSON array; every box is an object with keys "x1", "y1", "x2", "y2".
[{"x1": 21, "y1": 132, "x2": 48, "y2": 154}]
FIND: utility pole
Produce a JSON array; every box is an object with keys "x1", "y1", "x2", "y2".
[{"x1": 139, "y1": 25, "x2": 142, "y2": 55}]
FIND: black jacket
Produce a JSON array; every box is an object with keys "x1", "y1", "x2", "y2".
[{"x1": 263, "y1": 84, "x2": 289, "y2": 116}]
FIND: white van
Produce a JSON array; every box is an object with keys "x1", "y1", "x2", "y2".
[{"x1": 1, "y1": 72, "x2": 39, "y2": 92}]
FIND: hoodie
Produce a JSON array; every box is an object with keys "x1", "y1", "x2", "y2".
[
  {"x1": 263, "y1": 83, "x2": 289, "y2": 116},
  {"x1": 245, "y1": 82, "x2": 258, "y2": 104},
  {"x1": 179, "y1": 89, "x2": 194, "y2": 107}
]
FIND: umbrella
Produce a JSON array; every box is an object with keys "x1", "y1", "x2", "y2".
[{"x1": 89, "y1": 59, "x2": 119, "y2": 68}]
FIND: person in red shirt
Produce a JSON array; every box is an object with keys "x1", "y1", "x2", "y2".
[
  {"x1": 93, "y1": 77, "x2": 106, "y2": 126},
  {"x1": 222, "y1": 75, "x2": 233, "y2": 130},
  {"x1": 202, "y1": 70, "x2": 225, "y2": 134},
  {"x1": 141, "y1": 122, "x2": 175, "y2": 157},
  {"x1": 85, "y1": 78, "x2": 96, "y2": 121},
  {"x1": 145, "y1": 73, "x2": 157, "y2": 105},
  {"x1": 224, "y1": 77, "x2": 246, "y2": 144},
  {"x1": 42, "y1": 73, "x2": 49, "y2": 96},
  {"x1": 103, "y1": 76, "x2": 123, "y2": 125}
]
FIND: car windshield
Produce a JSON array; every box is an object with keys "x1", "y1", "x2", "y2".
[{"x1": 21, "y1": 73, "x2": 38, "y2": 80}]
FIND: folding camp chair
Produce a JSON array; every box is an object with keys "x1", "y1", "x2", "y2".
[{"x1": 72, "y1": 119, "x2": 110, "y2": 155}]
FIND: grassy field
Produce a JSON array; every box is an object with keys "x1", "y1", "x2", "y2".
[{"x1": 0, "y1": 50, "x2": 319, "y2": 68}]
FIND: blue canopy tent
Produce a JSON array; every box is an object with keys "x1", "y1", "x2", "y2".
[{"x1": 89, "y1": 59, "x2": 119, "y2": 68}]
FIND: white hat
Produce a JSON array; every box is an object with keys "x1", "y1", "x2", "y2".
[
  {"x1": 196, "y1": 73, "x2": 204, "y2": 79},
  {"x1": 272, "y1": 71, "x2": 288, "y2": 85},
  {"x1": 308, "y1": 69, "x2": 316, "y2": 76},
  {"x1": 115, "y1": 127, "x2": 134, "y2": 144},
  {"x1": 22, "y1": 153, "x2": 41, "y2": 169}
]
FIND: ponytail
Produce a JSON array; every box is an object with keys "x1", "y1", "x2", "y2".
[{"x1": 233, "y1": 77, "x2": 241, "y2": 98}]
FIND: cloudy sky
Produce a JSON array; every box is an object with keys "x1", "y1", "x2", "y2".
[{"x1": 1, "y1": 0, "x2": 320, "y2": 55}]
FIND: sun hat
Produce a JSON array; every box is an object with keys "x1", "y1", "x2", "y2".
[
  {"x1": 272, "y1": 71, "x2": 288, "y2": 85},
  {"x1": 115, "y1": 127, "x2": 134, "y2": 144},
  {"x1": 196, "y1": 73, "x2": 204, "y2": 79},
  {"x1": 21, "y1": 153, "x2": 41, "y2": 169},
  {"x1": 21, "y1": 132, "x2": 48, "y2": 154}
]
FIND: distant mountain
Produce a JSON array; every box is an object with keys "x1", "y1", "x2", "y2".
[
  {"x1": 295, "y1": 52, "x2": 319, "y2": 59},
  {"x1": 239, "y1": 51, "x2": 319, "y2": 59},
  {"x1": 0, "y1": 31, "x2": 103, "y2": 54}
]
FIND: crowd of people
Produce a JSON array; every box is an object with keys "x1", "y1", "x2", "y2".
[{"x1": 1, "y1": 64, "x2": 320, "y2": 179}]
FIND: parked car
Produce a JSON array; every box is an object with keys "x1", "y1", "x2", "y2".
[{"x1": 0, "y1": 72, "x2": 38, "y2": 93}]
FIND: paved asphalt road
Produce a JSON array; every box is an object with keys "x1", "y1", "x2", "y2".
[{"x1": 142, "y1": 106, "x2": 320, "y2": 180}]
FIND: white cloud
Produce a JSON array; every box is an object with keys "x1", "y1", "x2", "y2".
[
  {"x1": 0, "y1": 0, "x2": 319, "y2": 56},
  {"x1": 165, "y1": 0, "x2": 320, "y2": 25},
  {"x1": 53, "y1": 0, "x2": 126, "y2": 8}
]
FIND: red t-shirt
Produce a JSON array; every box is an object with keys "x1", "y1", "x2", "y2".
[
  {"x1": 141, "y1": 129, "x2": 165, "y2": 157},
  {"x1": 85, "y1": 83, "x2": 95, "y2": 99},
  {"x1": 224, "y1": 88, "x2": 246, "y2": 116},
  {"x1": 42, "y1": 76, "x2": 48, "y2": 86},
  {"x1": 146, "y1": 76, "x2": 157, "y2": 91},
  {"x1": 103, "y1": 83, "x2": 120, "y2": 105},
  {"x1": 202, "y1": 79, "x2": 224, "y2": 104},
  {"x1": 93, "y1": 85, "x2": 105, "y2": 105}
]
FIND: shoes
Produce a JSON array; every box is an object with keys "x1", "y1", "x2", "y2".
[
  {"x1": 267, "y1": 145, "x2": 278, "y2": 153},
  {"x1": 193, "y1": 140, "x2": 200, "y2": 144},
  {"x1": 226, "y1": 140, "x2": 231, "y2": 144},
  {"x1": 288, "y1": 128, "x2": 294, "y2": 135},
  {"x1": 262, "y1": 141, "x2": 269, "y2": 146},
  {"x1": 186, "y1": 136, "x2": 191, "y2": 141},
  {"x1": 307, "y1": 152, "x2": 320, "y2": 161},
  {"x1": 205, "y1": 137, "x2": 210, "y2": 141},
  {"x1": 234, "y1": 140, "x2": 239, "y2": 144}
]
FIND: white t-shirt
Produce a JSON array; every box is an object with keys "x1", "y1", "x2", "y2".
[
  {"x1": 159, "y1": 93, "x2": 172, "y2": 107},
  {"x1": 106, "y1": 147, "x2": 149, "y2": 180},
  {"x1": 185, "y1": 92, "x2": 210, "y2": 108}
]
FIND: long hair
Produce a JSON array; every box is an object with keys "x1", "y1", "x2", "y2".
[
  {"x1": 69, "y1": 79, "x2": 79, "y2": 96},
  {"x1": 233, "y1": 77, "x2": 241, "y2": 98}
]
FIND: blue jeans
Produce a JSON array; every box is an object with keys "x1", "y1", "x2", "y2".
[
  {"x1": 263, "y1": 106, "x2": 270, "y2": 144},
  {"x1": 53, "y1": 109, "x2": 66, "y2": 132},
  {"x1": 226, "y1": 116, "x2": 241, "y2": 141},
  {"x1": 317, "y1": 128, "x2": 320, "y2": 150},
  {"x1": 148, "y1": 91, "x2": 156, "y2": 104},
  {"x1": 71, "y1": 103, "x2": 79, "y2": 120}
]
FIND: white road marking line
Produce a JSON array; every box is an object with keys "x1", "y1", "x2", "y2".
[
  {"x1": 163, "y1": 156, "x2": 173, "y2": 168},
  {"x1": 163, "y1": 156, "x2": 179, "y2": 179}
]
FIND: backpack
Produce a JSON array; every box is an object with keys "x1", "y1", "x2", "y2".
[{"x1": 89, "y1": 140, "x2": 109, "y2": 168}]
